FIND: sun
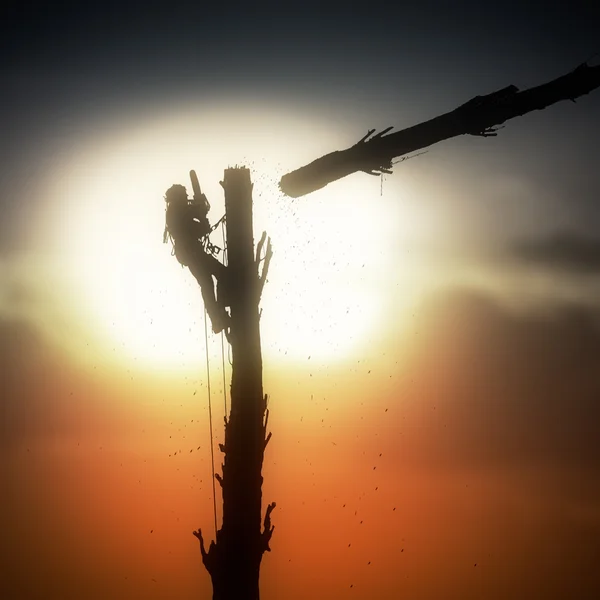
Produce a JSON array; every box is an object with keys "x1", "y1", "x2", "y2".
[
  {"x1": 42, "y1": 102, "x2": 401, "y2": 370},
  {"x1": 253, "y1": 176, "x2": 392, "y2": 362}
]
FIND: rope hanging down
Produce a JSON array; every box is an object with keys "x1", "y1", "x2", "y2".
[
  {"x1": 203, "y1": 217, "x2": 230, "y2": 537},
  {"x1": 220, "y1": 220, "x2": 228, "y2": 415},
  {"x1": 203, "y1": 307, "x2": 219, "y2": 538}
]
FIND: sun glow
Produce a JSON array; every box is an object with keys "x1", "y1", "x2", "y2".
[{"x1": 40, "y1": 101, "x2": 406, "y2": 370}]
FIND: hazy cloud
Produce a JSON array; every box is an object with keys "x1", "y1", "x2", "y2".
[
  {"x1": 512, "y1": 230, "x2": 600, "y2": 274},
  {"x1": 0, "y1": 316, "x2": 137, "y2": 451},
  {"x1": 397, "y1": 290, "x2": 600, "y2": 475}
]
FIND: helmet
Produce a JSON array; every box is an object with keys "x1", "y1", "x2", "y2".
[{"x1": 165, "y1": 184, "x2": 188, "y2": 203}]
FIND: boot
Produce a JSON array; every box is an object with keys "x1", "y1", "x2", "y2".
[{"x1": 211, "y1": 308, "x2": 231, "y2": 335}]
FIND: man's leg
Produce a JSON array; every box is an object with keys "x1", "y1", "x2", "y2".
[
  {"x1": 188, "y1": 263, "x2": 230, "y2": 334},
  {"x1": 201, "y1": 253, "x2": 234, "y2": 308}
]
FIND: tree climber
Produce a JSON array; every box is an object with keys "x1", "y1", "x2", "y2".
[{"x1": 163, "y1": 182, "x2": 232, "y2": 336}]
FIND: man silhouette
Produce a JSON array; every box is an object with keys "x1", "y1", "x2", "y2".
[{"x1": 163, "y1": 183, "x2": 231, "y2": 335}]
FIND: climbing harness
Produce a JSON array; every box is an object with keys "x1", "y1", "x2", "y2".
[{"x1": 200, "y1": 214, "x2": 227, "y2": 257}]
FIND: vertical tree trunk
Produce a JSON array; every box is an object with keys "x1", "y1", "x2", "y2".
[{"x1": 193, "y1": 167, "x2": 275, "y2": 600}]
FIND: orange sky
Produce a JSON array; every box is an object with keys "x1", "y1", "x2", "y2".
[{"x1": 3, "y1": 286, "x2": 600, "y2": 599}]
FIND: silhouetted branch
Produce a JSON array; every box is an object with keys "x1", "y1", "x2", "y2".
[
  {"x1": 193, "y1": 528, "x2": 218, "y2": 575},
  {"x1": 257, "y1": 235, "x2": 272, "y2": 302},
  {"x1": 193, "y1": 528, "x2": 210, "y2": 564},
  {"x1": 261, "y1": 502, "x2": 277, "y2": 552},
  {"x1": 279, "y1": 60, "x2": 600, "y2": 197},
  {"x1": 255, "y1": 231, "x2": 267, "y2": 265}
]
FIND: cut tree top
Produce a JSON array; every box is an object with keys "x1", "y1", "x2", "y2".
[{"x1": 278, "y1": 60, "x2": 600, "y2": 198}]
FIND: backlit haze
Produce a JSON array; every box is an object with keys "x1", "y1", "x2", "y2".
[{"x1": 2, "y1": 2, "x2": 600, "y2": 599}]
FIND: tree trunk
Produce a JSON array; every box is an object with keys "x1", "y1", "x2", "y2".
[
  {"x1": 279, "y1": 59, "x2": 600, "y2": 198},
  {"x1": 193, "y1": 167, "x2": 275, "y2": 600}
]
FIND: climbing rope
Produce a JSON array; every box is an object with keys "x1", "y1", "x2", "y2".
[
  {"x1": 220, "y1": 220, "x2": 228, "y2": 416},
  {"x1": 204, "y1": 307, "x2": 219, "y2": 538},
  {"x1": 220, "y1": 335, "x2": 228, "y2": 414},
  {"x1": 202, "y1": 214, "x2": 227, "y2": 255},
  {"x1": 202, "y1": 217, "x2": 231, "y2": 538}
]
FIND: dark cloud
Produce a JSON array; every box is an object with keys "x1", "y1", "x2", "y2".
[
  {"x1": 512, "y1": 231, "x2": 600, "y2": 274},
  {"x1": 396, "y1": 290, "x2": 600, "y2": 476}
]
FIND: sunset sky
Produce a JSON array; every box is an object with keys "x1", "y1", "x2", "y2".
[{"x1": 2, "y1": 2, "x2": 600, "y2": 599}]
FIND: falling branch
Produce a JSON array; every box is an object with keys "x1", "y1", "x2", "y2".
[{"x1": 279, "y1": 59, "x2": 600, "y2": 197}]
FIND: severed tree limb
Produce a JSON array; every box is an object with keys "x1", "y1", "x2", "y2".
[{"x1": 279, "y1": 60, "x2": 600, "y2": 198}]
